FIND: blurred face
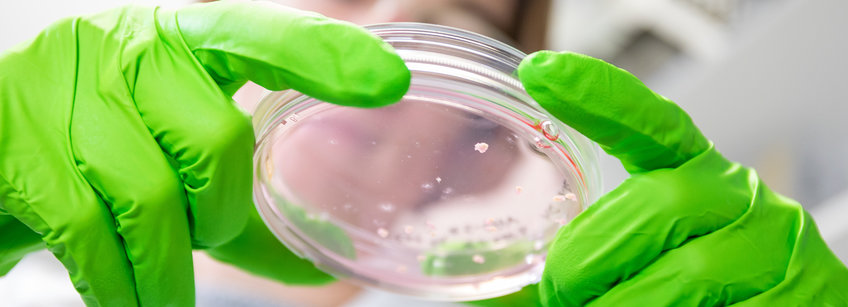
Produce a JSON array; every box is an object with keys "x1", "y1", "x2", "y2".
[
  {"x1": 272, "y1": 100, "x2": 520, "y2": 227},
  {"x1": 232, "y1": 0, "x2": 526, "y2": 112},
  {"x1": 268, "y1": 0, "x2": 518, "y2": 34}
]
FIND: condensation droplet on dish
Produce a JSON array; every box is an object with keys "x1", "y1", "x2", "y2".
[{"x1": 540, "y1": 120, "x2": 559, "y2": 140}]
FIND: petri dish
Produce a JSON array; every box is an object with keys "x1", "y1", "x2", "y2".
[{"x1": 252, "y1": 22, "x2": 601, "y2": 301}]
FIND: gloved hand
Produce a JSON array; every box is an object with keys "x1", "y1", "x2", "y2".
[
  {"x1": 0, "y1": 1, "x2": 409, "y2": 306},
  {"x1": 509, "y1": 51, "x2": 848, "y2": 306}
]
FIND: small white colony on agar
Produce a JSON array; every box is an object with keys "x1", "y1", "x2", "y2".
[{"x1": 377, "y1": 228, "x2": 390, "y2": 238}]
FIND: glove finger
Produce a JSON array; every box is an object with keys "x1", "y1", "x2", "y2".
[
  {"x1": 1, "y1": 172, "x2": 138, "y2": 305},
  {"x1": 135, "y1": 89, "x2": 251, "y2": 249},
  {"x1": 539, "y1": 147, "x2": 755, "y2": 307},
  {"x1": 0, "y1": 14, "x2": 138, "y2": 304},
  {"x1": 105, "y1": 6, "x2": 255, "y2": 248},
  {"x1": 70, "y1": 84, "x2": 195, "y2": 305},
  {"x1": 517, "y1": 51, "x2": 710, "y2": 173},
  {"x1": 587, "y1": 186, "x2": 803, "y2": 307},
  {"x1": 171, "y1": 1, "x2": 410, "y2": 106}
]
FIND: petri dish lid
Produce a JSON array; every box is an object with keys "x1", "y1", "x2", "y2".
[{"x1": 252, "y1": 22, "x2": 601, "y2": 301}]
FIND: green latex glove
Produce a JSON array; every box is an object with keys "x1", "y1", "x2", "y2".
[
  {"x1": 509, "y1": 51, "x2": 848, "y2": 306},
  {"x1": 0, "y1": 1, "x2": 409, "y2": 306}
]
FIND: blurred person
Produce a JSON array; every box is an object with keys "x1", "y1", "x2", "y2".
[
  {"x1": 220, "y1": 0, "x2": 551, "y2": 112},
  {"x1": 1, "y1": 1, "x2": 847, "y2": 307},
  {"x1": 203, "y1": 0, "x2": 549, "y2": 51}
]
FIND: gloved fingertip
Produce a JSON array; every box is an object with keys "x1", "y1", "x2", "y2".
[
  {"x1": 517, "y1": 51, "x2": 600, "y2": 92},
  {"x1": 520, "y1": 50, "x2": 560, "y2": 68},
  {"x1": 303, "y1": 22, "x2": 411, "y2": 108},
  {"x1": 517, "y1": 51, "x2": 555, "y2": 82},
  {"x1": 517, "y1": 50, "x2": 577, "y2": 115},
  {"x1": 352, "y1": 42, "x2": 411, "y2": 108}
]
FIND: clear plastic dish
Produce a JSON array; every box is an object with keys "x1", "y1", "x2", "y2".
[{"x1": 252, "y1": 22, "x2": 601, "y2": 301}]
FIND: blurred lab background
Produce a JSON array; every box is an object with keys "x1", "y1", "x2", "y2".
[{"x1": 1, "y1": 0, "x2": 846, "y2": 306}]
